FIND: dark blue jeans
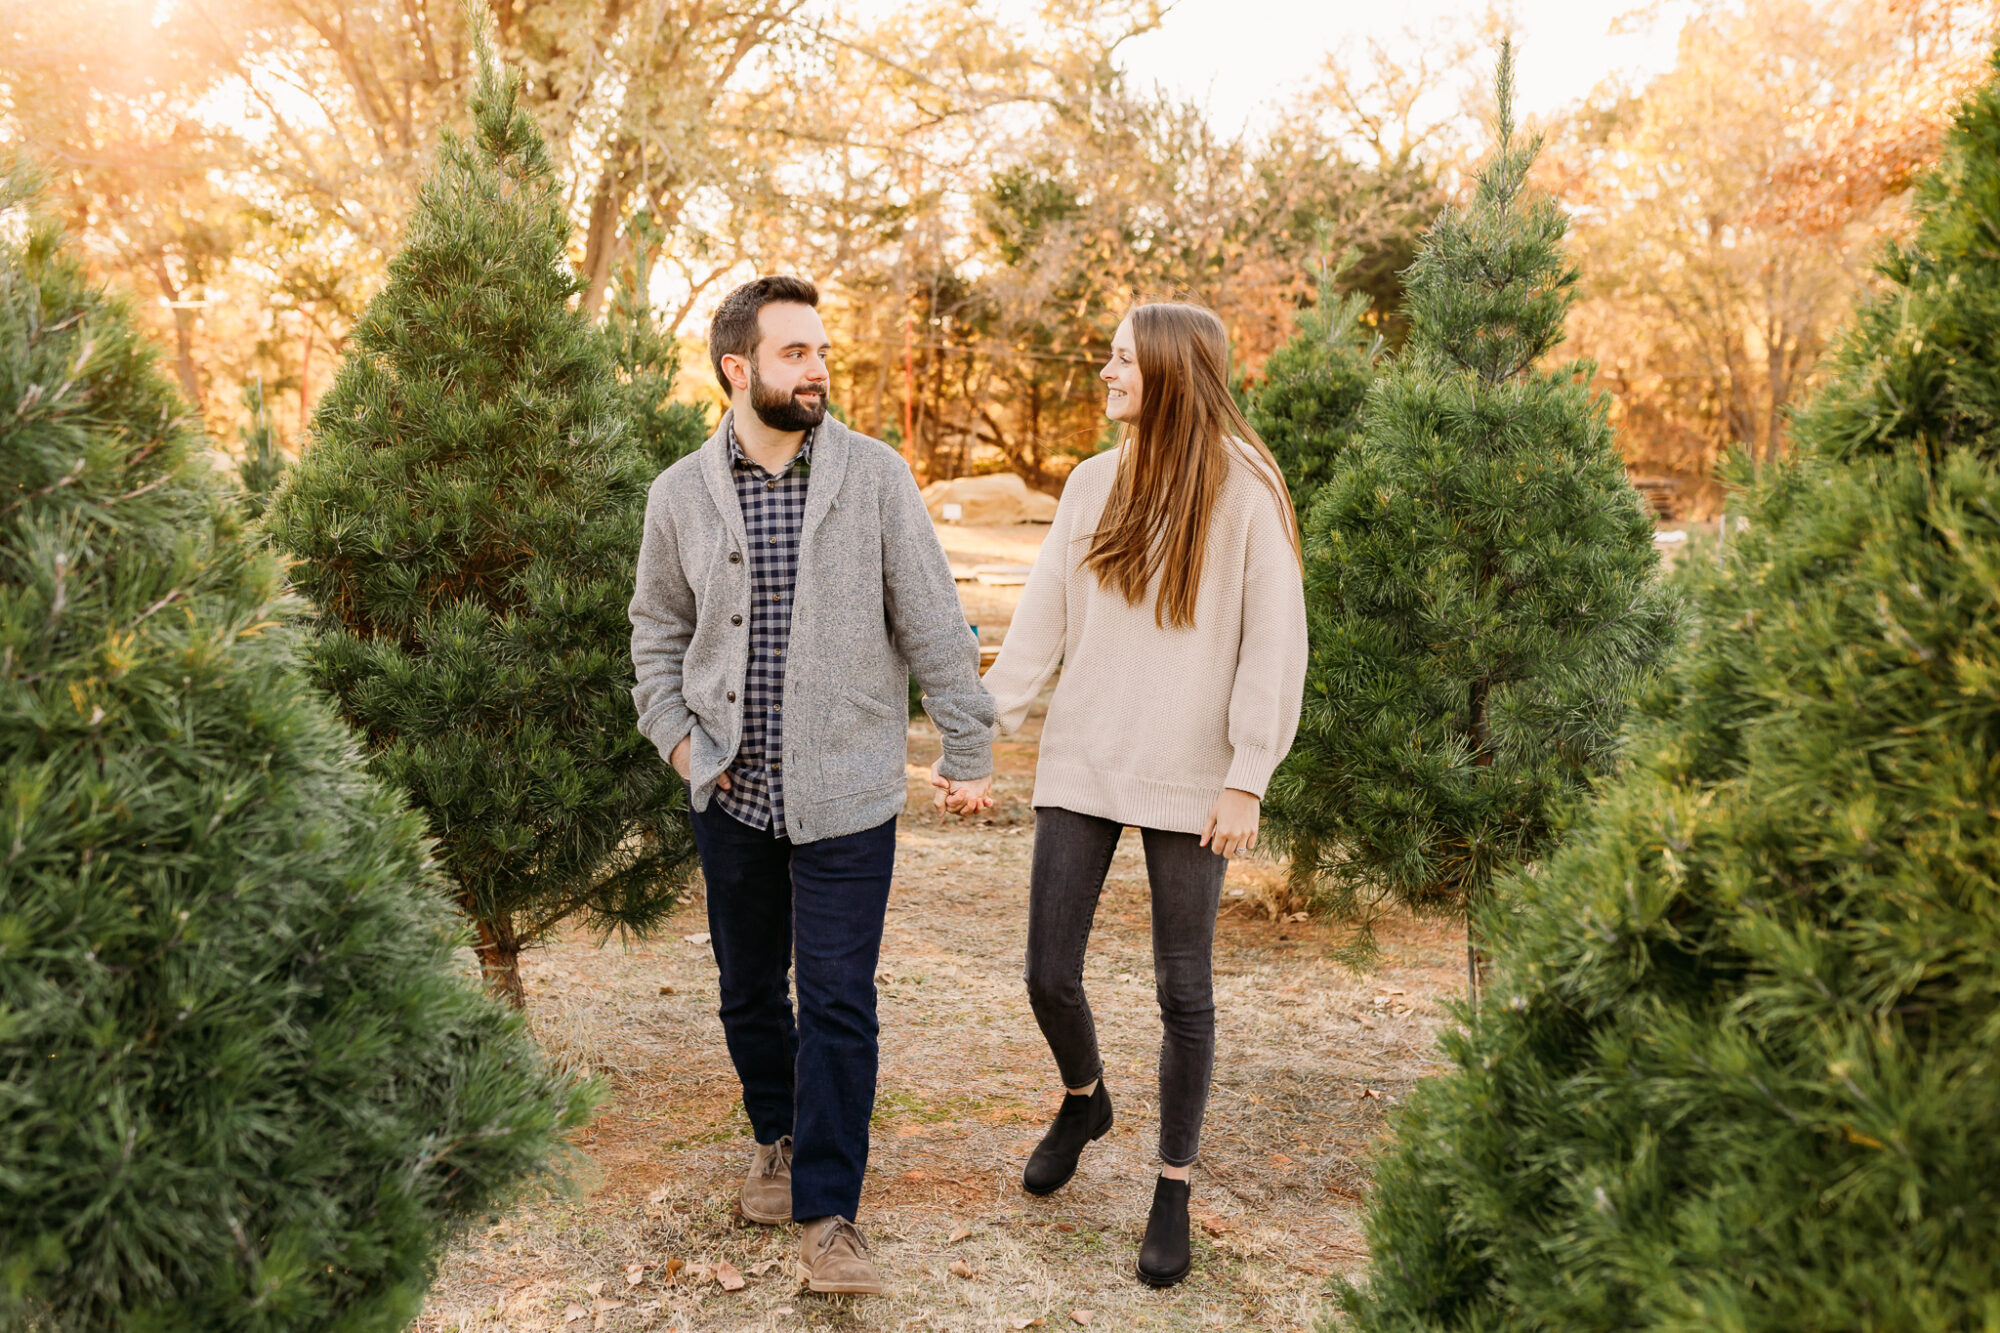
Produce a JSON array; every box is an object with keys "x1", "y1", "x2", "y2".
[{"x1": 688, "y1": 800, "x2": 896, "y2": 1222}]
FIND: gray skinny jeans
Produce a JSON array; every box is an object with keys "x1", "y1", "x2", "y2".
[{"x1": 1023, "y1": 805, "x2": 1227, "y2": 1168}]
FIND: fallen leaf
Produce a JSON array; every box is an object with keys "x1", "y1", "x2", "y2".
[
  {"x1": 1194, "y1": 1211, "x2": 1230, "y2": 1237},
  {"x1": 715, "y1": 1261, "x2": 745, "y2": 1291},
  {"x1": 1011, "y1": 1319, "x2": 1046, "y2": 1329},
  {"x1": 593, "y1": 1297, "x2": 627, "y2": 1312},
  {"x1": 625, "y1": 1263, "x2": 646, "y2": 1288},
  {"x1": 586, "y1": 1281, "x2": 605, "y2": 1297},
  {"x1": 1054, "y1": 1222, "x2": 1075, "y2": 1233},
  {"x1": 775, "y1": 1306, "x2": 794, "y2": 1316},
  {"x1": 563, "y1": 1304, "x2": 587, "y2": 1324},
  {"x1": 1071, "y1": 1310, "x2": 1095, "y2": 1326},
  {"x1": 657, "y1": 983, "x2": 677, "y2": 995},
  {"x1": 682, "y1": 932, "x2": 710, "y2": 945},
  {"x1": 1358, "y1": 1087, "x2": 1381, "y2": 1100},
  {"x1": 658, "y1": 1257, "x2": 684, "y2": 1282},
  {"x1": 1270, "y1": 1152, "x2": 1295, "y2": 1167},
  {"x1": 948, "y1": 1226, "x2": 973, "y2": 1243},
  {"x1": 748, "y1": 1258, "x2": 783, "y2": 1275},
  {"x1": 948, "y1": 1259, "x2": 975, "y2": 1279}
]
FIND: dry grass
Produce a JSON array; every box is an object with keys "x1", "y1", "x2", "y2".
[{"x1": 415, "y1": 687, "x2": 1464, "y2": 1333}]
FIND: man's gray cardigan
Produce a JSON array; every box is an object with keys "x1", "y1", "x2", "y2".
[{"x1": 629, "y1": 412, "x2": 995, "y2": 844}]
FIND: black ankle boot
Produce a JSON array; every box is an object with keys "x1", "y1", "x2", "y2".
[
  {"x1": 1137, "y1": 1174, "x2": 1191, "y2": 1287},
  {"x1": 1021, "y1": 1081, "x2": 1113, "y2": 1195}
]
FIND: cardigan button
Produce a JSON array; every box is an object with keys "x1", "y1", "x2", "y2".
[
  {"x1": 731, "y1": 614, "x2": 743, "y2": 626},
  {"x1": 727, "y1": 691, "x2": 737, "y2": 702},
  {"x1": 729, "y1": 551, "x2": 742, "y2": 563}
]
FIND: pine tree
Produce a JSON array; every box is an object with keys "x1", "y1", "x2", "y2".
[
  {"x1": 1247, "y1": 250, "x2": 1384, "y2": 509},
  {"x1": 1263, "y1": 44, "x2": 1675, "y2": 955},
  {"x1": 234, "y1": 376, "x2": 286, "y2": 517},
  {"x1": 1334, "y1": 52, "x2": 2000, "y2": 1333},
  {"x1": 264, "y1": 31, "x2": 694, "y2": 1007},
  {"x1": 0, "y1": 191, "x2": 588, "y2": 1332},
  {"x1": 605, "y1": 211, "x2": 709, "y2": 473}
]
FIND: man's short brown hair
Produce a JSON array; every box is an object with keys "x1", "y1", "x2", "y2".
[{"x1": 708, "y1": 275, "x2": 821, "y2": 390}]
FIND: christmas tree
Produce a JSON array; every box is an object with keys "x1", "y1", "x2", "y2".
[
  {"x1": 234, "y1": 376, "x2": 286, "y2": 517},
  {"x1": 265, "y1": 29, "x2": 694, "y2": 1006},
  {"x1": 0, "y1": 194, "x2": 587, "y2": 1331},
  {"x1": 1335, "y1": 52, "x2": 2000, "y2": 1333},
  {"x1": 1263, "y1": 44, "x2": 1675, "y2": 954},
  {"x1": 1247, "y1": 250, "x2": 1384, "y2": 509},
  {"x1": 605, "y1": 211, "x2": 709, "y2": 473}
]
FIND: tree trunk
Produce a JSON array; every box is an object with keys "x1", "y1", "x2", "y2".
[
  {"x1": 472, "y1": 914, "x2": 527, "y2": 1009},
  {"x1": 1466, "y1": 673, "x2": 1494, "y2": 1009},
  {"x1": 1466, "y1": 926, "x2": 1487, "y2": 1008},
  {"x1": 169, "y1": 306, "x2": 203, "y2": 411}
]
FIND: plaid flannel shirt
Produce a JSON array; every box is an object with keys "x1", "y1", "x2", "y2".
[{"x1": 711, "y1": 419, "x2": 814, "y2": 833}]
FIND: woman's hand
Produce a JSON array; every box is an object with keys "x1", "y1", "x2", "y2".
[
  {"x1": 1200, "y1": 788, "x2": 1260, "y2": 859},
  {"x1": 929, "y1": 759, "x2": 994, "y2": 816}
]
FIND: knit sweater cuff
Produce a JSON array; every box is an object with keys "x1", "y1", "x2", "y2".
[
  {"x1": 935, "y1": 744, "x2": 995, "y2": 782},
  {"x1": 1223, "y1": 745, "x2": 1280, "y2": 800}
]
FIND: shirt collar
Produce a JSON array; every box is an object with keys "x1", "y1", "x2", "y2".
[{"x1": 727, "y1": 414, "x2": 815, "y2": 476}]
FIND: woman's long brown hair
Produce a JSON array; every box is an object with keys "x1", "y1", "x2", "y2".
[{"x1": 1086, "y1": 302, "x2": 1302, "y2": 629}]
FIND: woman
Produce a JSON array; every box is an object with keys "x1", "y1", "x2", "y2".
[{"x1": 979, "y1": 301, "x2": 1308, "y2": 1286}]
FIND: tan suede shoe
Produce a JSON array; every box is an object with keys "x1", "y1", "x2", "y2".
[
  {"x1": 796, "y1": 1215, "x2": 886, "y2": 1295},
  {"x1": 739, "y1": 1136, "x2": 792, "y2": 1224}
]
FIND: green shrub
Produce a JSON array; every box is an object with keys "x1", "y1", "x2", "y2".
[
  {"x1": 1335, "y1": 49, "x2": 2000, "y2": 1333},
  {"x1": 0, "y1": 198, "x2": 587, "y2": 1333}
]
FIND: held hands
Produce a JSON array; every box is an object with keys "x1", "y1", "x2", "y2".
[
  {"x1": 1200, "y1": 788, "x2": 1261, "y2": 859},
  {"x1": 928, "y1": 758, "x2": 995, "y2": 817},
  {"x1": 669, "y1": 733, "x2": 732, "y2": 791}
]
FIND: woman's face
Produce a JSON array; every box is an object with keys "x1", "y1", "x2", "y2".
[{"x1": 1102, "y1": 318, "x2": 1142, "y2": 423}]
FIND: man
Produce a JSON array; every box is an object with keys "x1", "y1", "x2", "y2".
[{"x1": 629, "y1": 275, "x2": 995, "y2": 1295}]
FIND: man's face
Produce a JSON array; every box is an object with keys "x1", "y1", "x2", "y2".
[{"x1": 731, "y1": 301, "x2": 830, "y2": 432}]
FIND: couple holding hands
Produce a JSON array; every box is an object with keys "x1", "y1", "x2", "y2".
[{"x1": 628, "y1": 276, "x2": 1307, "y2": 1295}]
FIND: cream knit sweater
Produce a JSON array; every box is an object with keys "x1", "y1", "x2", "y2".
[{"x1": 982, "y1": 443, "x2": 1309, "y2": 834}]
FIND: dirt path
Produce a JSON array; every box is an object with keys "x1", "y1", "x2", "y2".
[{"x1": 415, "y1": 686, "x2": 1464, "y2": 1333}]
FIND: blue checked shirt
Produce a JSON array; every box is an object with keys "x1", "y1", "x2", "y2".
[{"x1": 712, "y1": 418, "x2": 813, "y2": 833}]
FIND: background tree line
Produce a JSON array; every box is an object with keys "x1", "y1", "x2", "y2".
[{"x1": 3, "y1": 0, "x2": 1996, "y2": 506}]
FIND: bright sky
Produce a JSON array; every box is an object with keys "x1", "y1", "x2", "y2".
[{"x1": 1115, "y1": 0, "x2": 1698, "y2": 132}]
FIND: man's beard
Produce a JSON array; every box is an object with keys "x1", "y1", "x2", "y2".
[{"x1": 749, "y1": 364, "x2": 828, "y2": 432}]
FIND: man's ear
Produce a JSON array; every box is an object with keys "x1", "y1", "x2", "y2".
[{"x1": 720, "y1": 352, "x2": 751, "y2": 394}]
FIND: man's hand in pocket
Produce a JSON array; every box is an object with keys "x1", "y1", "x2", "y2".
[{"x1": 670, "y1": 733, "x2": 731, "y2": 790}]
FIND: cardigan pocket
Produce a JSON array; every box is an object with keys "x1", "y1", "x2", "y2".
[{"x1": 815, "y1": 687, "x2": 908, "y2": 798}]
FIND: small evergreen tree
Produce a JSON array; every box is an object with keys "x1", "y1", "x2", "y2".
[
  {"x1": 1247, "y1": 249, "x2": 1384, "y2": 509},
  {"x1": 605, "y1": 211, "x2": 709, "y2": 473},
  {"x1": 0, "y1": 195, "x2": 587, "y2": 1332},
  {"x1": 1334, "y1": 52, "x2": 2000, "y2": 1333},
  {"x1": 1263, "y1": 44, "x2": 1675, "y2": 958},
  {"x1": 234, "y1": 376, "x2": 286, "y2": 516},
  {"x1": 265, "y1": 30, "x2": 694, "y2": 1007}
]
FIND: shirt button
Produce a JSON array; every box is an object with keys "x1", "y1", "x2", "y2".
[
  {"x1": 765, "y1": 480, "x2": 776, "y2": 490},
  {"x1": 731, "y1": 614, "x2": 743, "y2": 626},
  {"x1": 768, "y1": 537, "x2": 776, "y2": 546},
  {"x1": 770, "y1": 594, "x2": 779, "y2": 602}
]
